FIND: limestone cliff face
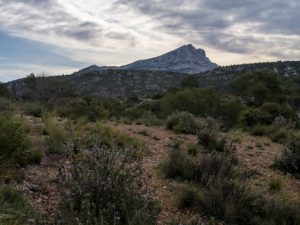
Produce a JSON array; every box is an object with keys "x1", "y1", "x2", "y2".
[
  {"x1": 74, "y1": 44, "x2": 218, "y2": 76},
  {"x1": 119, "y1": 44, "x2": 218, "y2": 74}
]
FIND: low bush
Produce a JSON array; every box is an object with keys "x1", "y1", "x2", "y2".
[
  {"x1": 57, "y1": 142, "x2": 160, "y2": 225},
  {"x1": 268, "y1": 178, "x2": 282, "y2": 192},
  {"x1": 0, "y1": 97, "x2": 14, "y2": 117},
  {"x1": 198, "y1": 129, "x2": 232, "y2": 153},
  {"x1": 0, "y1": 116, "x2": 30, "y2": 167},
  {"x1": 177, "y1": 186, "x2": 201, "y2": 209},
  {"x1": 240, "y1": 103, "x2": 297, "y2": 128},
  {"x1": 43, "y1": 114, "x2": 66, "y2": 154},
  {"x1": 27, "y1": 148, "x2": 43, "y2": 164},
  {"x1": 55, "y1": 97, "x2": 121, "y2": 122},
  {"x1": 161, "y1": 146, "x2": 189, "y2": 179},
  {"x1": 250, "y1": 124, "x2": 272, "y2": 136},
  {"x1": 23, "y1": 102, "x2": 43, "y2": 117},
  {"x1": 196, "y1": 179, "x2": 261, "y2": 225},
  {"x1": 270, "y1": 128, "x2": 290, "y2": 144},
  {"x1": 125, "y1": 107, "x2": 163, "y2": 126},
  {"x1": 187, "y1": 153, "x2": 237, "y2": 186},
  {"x1": 0, "y1": 185, "x2": 33, "y2": 224},
  {"x1": 87, "y1": 123, "x2": 145, "y2": 153},
  {"x1": 173, "y1": 143, "x2": 300, "y2": 225},
  {"x1": 186, "y1": 143, "x2": 201, "y2": 156},
  {"x1": 263, "y1": 198, "x2": 300, "y2": 225},
  {"x1": 167, "y1": 111, "x2": 201, "y2": 134},
  {"x1": 274, "y1": 138, "x2": 300, "y2": 177}
]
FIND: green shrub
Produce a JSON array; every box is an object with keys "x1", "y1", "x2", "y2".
[
  {"x1": 230, "y1": 70, "x2": 286, "y2": 107},
  {"x1": 45, "y1": 130, "x2": 65, "y2": 154},
  {"x1": 0, "y1": 185, "x2": 33, "y2": 224},
  {"x1": 56, "y1": 97, "x2": 114, "y2": 122},
  {"x1": 0, "y1": 97, "x2": 14, "y2": 117},
  {"x1": 270, "y1": 128, "x2": 290, "y2": 144},
  {"x1": 27, "y1": 148, "x2": 43, "y2": 164},
  {"x1": 274, "y1": 138, "x2": 300, "y2": 177},
  {"x1": 259, "y1": 102, "x2": 296, "y2": 125},
  {"x1": 187, "y1": 153, "x2": 237, "y2": 186},
  {"x1": 161, "y1": 146, "x2": 189, "y2": 179},
  {"x1": 180, "y1": 76, "x2": 199, "y2": 88},
  {"x1": 175, "y1": 151, "x2": 300, "y2": 225},
  {"x1": 161, "y1": 87, "x2": 222, "y2": 117},
  {"x1": 263, "y1": 198, "x2": 300, "y2": 225},
  {"x1": 240, "y1": 107, "x2": 263, "y2": 127},
  {"x1": 218, "y1": 96, "x2": 244, "y2": 129},
  {"x1": 43, "y1": 114, "x2": 66, "y2": 154},
  {"x1": 24, "y1": 102, "x2": 43, "y2": 117},
  {"x1": 268, "y1": 178, "x2": 282, "y2": 192},
  {"x1": 198, "y1": 129, "x2": 231, "y2": 153},
  {"x1": 57, "y1": 143, "x2": 160, "y2": 225},
  {"x1": 167, "y1": 111, "x2": 201, "y2": 134},
  {"x1": 250, "y1": 124, "x2": 272, "y2": 136},
  {"x1": 186, "y1": 143, "x2": 201, "y2": 156},
  {"x1": 196, "y1": 179, "x2": 261, "y2": 224},
  {"x1": 241, "y1": 103, "x2": 297, "y2": 128},
  {"x1": 87, "y1": 123, "x2": 145, "y2": 153},
  {"x1": 125, "y1": 107, "x2": 146, "y2": 121},
  {"x1": 0, "y1": 116, "x2": 30, "y2": 167},
  {"x1": 177, "y1": 186, "x2": 201, "y2": 209}
]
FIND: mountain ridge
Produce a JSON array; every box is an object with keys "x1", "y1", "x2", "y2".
[
  {"x1": 7, "y1": 60, "x2": 300, "y2": 100},
  {"x1": 74, "y1": 44, "x2": 218, "y2": 76}
]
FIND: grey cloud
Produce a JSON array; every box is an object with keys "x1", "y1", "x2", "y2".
[
  {"x1": 0, "y1": 1, "x2": 103, "y2": 42},
  {"x1": 116, "y1": 0, "x2": 300, "y2": 59}
]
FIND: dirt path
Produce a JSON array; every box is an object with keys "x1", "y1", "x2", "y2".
[{"x1": 111, "y1": 123, "x2": 198, "y2": 224}]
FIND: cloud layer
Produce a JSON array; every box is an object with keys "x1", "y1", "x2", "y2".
[{"x1": 0, "y1": 0, "x2": 299, "y2": 81}]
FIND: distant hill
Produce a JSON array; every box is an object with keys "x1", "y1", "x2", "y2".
[{"x1": 7, "y1": 59, "x2": 300, "y2": 99}]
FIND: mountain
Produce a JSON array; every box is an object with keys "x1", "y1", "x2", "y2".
[
  {"x1": 7, "y1": 61, "x2": 300, "y2": 100},
  {"x1": 73, "y1": 44, "x2": 218, "y2": 76},
  {"x1": 119, "y1": 44, "x2": 218, "y2": 74}
]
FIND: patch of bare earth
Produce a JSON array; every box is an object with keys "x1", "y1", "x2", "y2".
[
  {"x1": 16, "y1": 155, "x2": 66, "y2": 222},
  {"x1": 15, "y1": 116, "x2": 67, "y2": 224}
]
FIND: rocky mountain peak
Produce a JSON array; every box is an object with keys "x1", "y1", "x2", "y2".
[
  {"x1": 74, "y1": 44, "x2": 218, "y2": 75},
  {"x1": 120, "y1": 44, "x2": 218, "y2": 74}
]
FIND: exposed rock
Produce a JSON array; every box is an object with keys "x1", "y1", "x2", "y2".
[{"x1": 119, "y1": 44, "x2": 218, "y2": 74}]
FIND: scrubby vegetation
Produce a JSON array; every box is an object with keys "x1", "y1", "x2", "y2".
[
  {"x1": 0, "y1": 185, "x2": 35, "y2": 224},
  {"x1": 274, "y1": 138, "x2": 300, "y2": 177},
  {"x1": 1, "y1": 68, "x2": 300, "y2": 224},
  {"x1": 57, "y1": 139, "x2": 160, "y2": 225},
  {"x1": 162, "y1": 139, "x2": 300, "y2": 225},
  {"x1": 167, "y1": 111, "x2": 201, "y2": 134},
  {"x1": 0, "y1": 115, "x2": 31, "y2": 167}
]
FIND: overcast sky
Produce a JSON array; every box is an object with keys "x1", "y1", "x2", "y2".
[{"x1": 0, "y1": 0, "x2": 299, "y2": 81}]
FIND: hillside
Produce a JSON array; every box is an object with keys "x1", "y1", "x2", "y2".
[
  {"x1": 7, "y1": 60, "x2": 300, "y2": 99},
  {"x1": 69, "y1": 61, "x2": 300, "y2": 98}
]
